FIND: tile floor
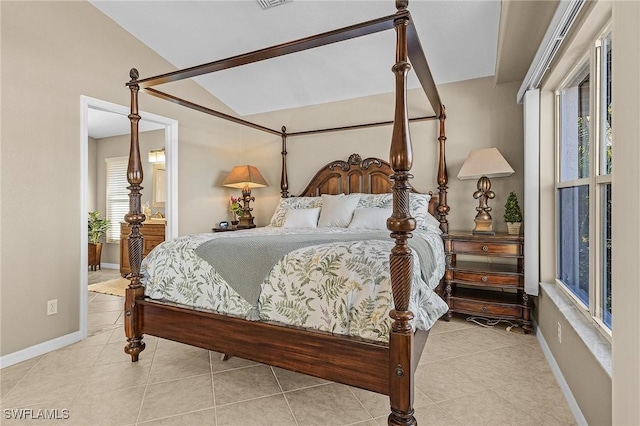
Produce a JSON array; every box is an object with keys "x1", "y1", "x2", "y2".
[{"x1": 1, "y1": 270, "x2": 576, "y2": 425}]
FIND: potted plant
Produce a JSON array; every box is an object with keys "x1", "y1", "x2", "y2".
[
  {"x1": 88, "y1": 211, "x2": 110, "y2": 271},
  {"x1": 503, "y1": 191, "x2": 523, "y2": 235}
]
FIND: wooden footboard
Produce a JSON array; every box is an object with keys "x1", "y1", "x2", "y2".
[{"x1": 139, "y1": 298, "x2": 429, "y2": 395}]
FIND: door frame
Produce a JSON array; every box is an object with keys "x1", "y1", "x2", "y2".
[{"x1": 79, "y1": 95, "x2": 178, "y2": 338}]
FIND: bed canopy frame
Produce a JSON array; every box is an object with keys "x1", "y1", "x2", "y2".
[{"x1": 124, "y1": 1, "x2": 449, "y2": 424}]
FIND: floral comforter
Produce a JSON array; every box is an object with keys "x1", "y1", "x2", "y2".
[{"x1": 141, "y1": 227, "x2": 448, "y2": 342}]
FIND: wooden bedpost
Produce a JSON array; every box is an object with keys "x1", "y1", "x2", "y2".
[
  {"x1": 437, "y1": 106, "x2": 450, "y2": 234},
  {"x1": 124, "y1": 68, "x2": 146, "y2": 362},
  {"x1": 280, "y1": 126, "x2": 289, "y2": 198},
  {"x1": 387, "y1": 1, "x2": 416, "y2": 425}
]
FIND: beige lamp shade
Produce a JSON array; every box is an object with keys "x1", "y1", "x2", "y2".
[
  {"x1": 457, "y1": 148, "x2": 514, "y2": 180},
  {"x1": 222, "y1": 165, "x2": 269, "y2": 189}
]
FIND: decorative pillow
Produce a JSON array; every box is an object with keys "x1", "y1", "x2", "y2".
[
  {"x1": 357, "y1": 193, "x2": 392, "y2": 209},
  {"x1": 317, "y1": 194, "x2": 361, "y2": 227},
  {"x1": 269, "y1": 197, "x2": 322, "y2": 227},
  {"x1": 409, "y1": 193, "x2": 434, "y2": 232},
  {"x1": 348, "y1": 208, "x2": 393, "y2": 230},
  {"x1": 282, "y1": 207, "x2": 321, "y2": 228}
]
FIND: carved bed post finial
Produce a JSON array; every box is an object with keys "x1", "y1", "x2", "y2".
[
  {"x1": 437, "y1": 105, "x2": 450, "y2": 235},
  {"x1": 124, "y1": 68, "x2": 146, "y2": 362},
  {"x1": 281, "y1": 126, "x2": 289, "y2": 198},
  {"x1": 396, "y1": 0, "x2": 409, "y2": 10},
  {"x1": 387, "y1": 11, "x2": 417, "y2": 426}
]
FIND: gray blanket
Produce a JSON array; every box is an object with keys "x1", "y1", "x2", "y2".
[{"x1": 194, "y1": 231, "x2": 436, "y2": 316}]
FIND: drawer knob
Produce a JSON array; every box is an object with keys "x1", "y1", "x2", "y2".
[
  {"x1": 482, "y1": 305, "x2": 488, "y2": 313},
  {"x1": 481, "y1": 276, "x2": 488, "y2": 282},
  {"x1": 482, "y1": 245, "x2": 489, "y2": 252}
]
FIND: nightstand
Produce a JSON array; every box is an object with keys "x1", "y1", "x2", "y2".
[{"x1": 442, "y1": 231, "x2": 530, "y2": 333}]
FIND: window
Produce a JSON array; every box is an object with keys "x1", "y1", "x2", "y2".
[
  {"x1": 556, "y1": 30, "x2": 612, "y2": 332},
  {"x1": 105, "y1": 157, "x2": 129, "y2": 243}
]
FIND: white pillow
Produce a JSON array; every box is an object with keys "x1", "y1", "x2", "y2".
[
  {"x1": 317, "y1": 193, "x2": 361, "y2": 227},
  {"x1": 269, "y1": 197, "x2": 322, "y2": 227},
  {"x1": 348, "y1": 208, "x2": 392, "y2": 230},
  {"x1": 282, "y1": 207, "x2": 321, "y2": 228}
]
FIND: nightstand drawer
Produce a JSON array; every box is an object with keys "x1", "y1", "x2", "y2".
[
  {"x1": 451, "y1": 270, "x2": 520, "y2": 287},
  {"x1": 450, "y1": 240, "x2": 522, "y2": 256},
  {"x1": 451, "y1": 288, "x2": 522, "y2": 318}
]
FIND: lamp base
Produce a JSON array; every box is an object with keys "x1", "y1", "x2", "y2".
[
  {"x1": 237, "y1": 216, "x2": 256, "y2": 229},
  {"x1": 472, "y1": 218, "x2": 495, "y2": 236}
]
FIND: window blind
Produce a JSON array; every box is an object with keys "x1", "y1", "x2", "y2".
[{"x1": 105, "y1": 157, "x2": 129, "y2": 243}]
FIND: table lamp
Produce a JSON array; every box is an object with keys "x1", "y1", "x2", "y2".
[
  {"x1": 457, "y1": 148, "x2": 514, "y2": 235},
  {"x1": 222, "y1": 165, "x2": 269, "y2": 228}
]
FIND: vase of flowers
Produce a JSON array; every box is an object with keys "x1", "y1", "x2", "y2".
[
  {"x1": 229, "y1": 196, "x2": 243, "y2": 225},
  {"x1": 503, "y1": 191, "x2": 523, "y2": 235}
]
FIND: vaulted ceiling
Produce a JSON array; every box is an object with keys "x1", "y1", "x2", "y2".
[{"x1": 90, "y1": 0, "x2": 558, "y2": 118}]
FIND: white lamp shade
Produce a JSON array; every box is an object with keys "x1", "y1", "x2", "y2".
[{"x1": 457, "y1": 147, "x2": 515, "y2": 180}]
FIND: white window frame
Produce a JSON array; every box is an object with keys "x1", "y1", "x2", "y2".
[
  {"x1": 554, "y1": 24, "x2": 612, "y2": 338},
  {"x1": 105, "y1": 156, "x2": 129, "y2": 244}
]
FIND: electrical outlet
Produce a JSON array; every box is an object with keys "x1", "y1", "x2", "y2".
[
  {"x1": 47, "y1": 299, "x2": 58, "y2": 316},
  {"x1": 557, "y1": 322, "x2": 562, "y2": 344}
]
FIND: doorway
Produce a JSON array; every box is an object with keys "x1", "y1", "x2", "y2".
[{"x1": 79, "y1": 96, "x2": 178, "y2": 339}]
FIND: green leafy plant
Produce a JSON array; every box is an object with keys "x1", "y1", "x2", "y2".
[
  {"x1": 503, "y1": 191, "x2": 523, "y2": 223},
  {"x1": 88, "y1": 211, "x2": 110, "y2": 244}
]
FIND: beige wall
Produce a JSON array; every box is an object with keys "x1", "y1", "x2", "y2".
[
  {"x1": 1, "y1": 1, "x2": 244, "y2": 356},
  {"x1": 611, "y1": 2, "x2": 640, "y2": 424},
  {"x1": 0, "y1": 2, "x2": 525, "y2": 360},
  {"x1": 87, "y1": 136, "x2": 97, "y2": 212},
  {"x1": 244, "y1": 77, "x2": 525, "y2": 234}
]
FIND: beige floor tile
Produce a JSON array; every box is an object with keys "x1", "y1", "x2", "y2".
[
  {"x1": 1, "y1": 369, "x2": 89, "y2": 408},
  {"x1": 0, "y1": 357, "x2": 42, "y2": 397},
  {"x1": 138, "y1": 374, "x2": 214, "y2": 422},
  {"x1": 88, "y1": 310, "x2": 123, "y2": 334},
  {"x1": 148, "y1": 345, "x2": 211, "y2": 383},
  {"x1": 272, "y1": 365, "x2": 330, "y2": 392},
  {"x1": 351, "y1": 420, "x2": 381, "y2": 426},
  {"x1": 493, "y1": 378, "x2": 576, "y2": 425},
  {"x1": 88, "y1": 299, "x2": 124, "y2": 314},
  {"x1": 414, "y1": 403, "x2": 462, "y2": 425},
  {"x1": 24, "y1": 345, "x2": 103, "y2": 377},
  {"x1": 437, "y1": 390, "x2": 541, "y2": 426},
  {"x1": 71, "y1": 329, "x2": 115, "y2": 348},
  {"x1": 414, "y1": 362, "x2": 487, "y2": 403},
  {"x1": 445, "y1": 350, "x2": 532, "y2": 388},
  {"x1": 428, "y1": 314, "x2": 476, "y2": 335},
  {"x1": 95, "y1": 339, "x2": 157, "y2": 367},
  {"x1": 285, "y1": 383, "x2": 372, "y2": 426},
  {"x1": 209, "y1": 351, "x2": 259, "y2": 373},
  {"x1": 89, "y1": 292, "x2": 124, "y2": 302},
  {"x1": 137, "y1": 408, "x2": 216, "y2": 425},
  {"x1": 348, "y1": 386, "x2": 433, "y2": 419},
  {"x1": 78, "y1": 358, "x2": 152, "y2": 394},
  {"x1": 216, "y1": 394, "x2": 297, "y2": 426},
  {"x1": 64, "y1": 385, "x2": 145, "y2": 426},
  {"x1": 213, "y1": 365, "x2": 281, "y2": 406}
]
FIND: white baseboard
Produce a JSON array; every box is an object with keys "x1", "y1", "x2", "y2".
[
  {"x1": 100, "y1": 263, "x2": 119, "y2": 270},
  {"x1": 0, "y1": 331, "x2": 82, "y2": 369},
  {"x1": 536, "y1": 325, "x2": 588, "y2": 426}
]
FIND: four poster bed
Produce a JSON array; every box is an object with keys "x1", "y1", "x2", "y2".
[{"x1": 123, "y1": 1, "x2": 450, "y2": 424}]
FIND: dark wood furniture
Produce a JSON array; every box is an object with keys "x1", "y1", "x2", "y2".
[
  {"x1": 88, "y1": 243, "x2": 103, "y2": 271},
  {"x1": 123, "y1": 2, "x2": 450, "y2": 424},
  {"x1": 120, "y1": 221, "x2": 165, "y2": 277},
  {"x1": 442, "y1": 232, "x2": 531, "y2": 333}
]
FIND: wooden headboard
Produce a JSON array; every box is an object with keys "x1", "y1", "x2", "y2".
[{"x1": 297, "y1": 153, "x2": 438, "y2": 217}]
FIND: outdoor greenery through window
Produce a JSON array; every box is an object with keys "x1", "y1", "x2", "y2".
[{"x1": 556, "y1": 30, "x2": 612, "y2": 332}]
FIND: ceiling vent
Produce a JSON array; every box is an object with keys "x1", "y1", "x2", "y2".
[{"x1": 257, "y1": 0, "x2": 289, "y2": 9}]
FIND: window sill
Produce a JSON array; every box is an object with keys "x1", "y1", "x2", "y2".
[{"x1": 540, "y1": 282, "x2": 612, "y2": 378}]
